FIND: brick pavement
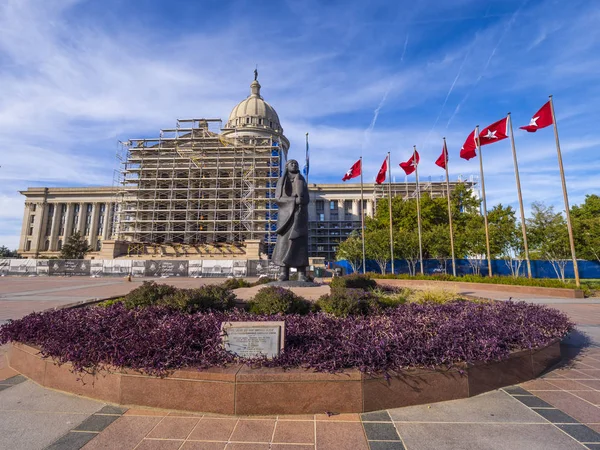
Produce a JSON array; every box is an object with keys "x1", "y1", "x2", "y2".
[{"x1": 1, "y1": 277, "x2": 600, "y2": 449}]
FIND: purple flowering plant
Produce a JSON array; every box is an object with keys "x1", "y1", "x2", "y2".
[{"x1": 0, "y1": 301, "x2": 572, "y2": 377}]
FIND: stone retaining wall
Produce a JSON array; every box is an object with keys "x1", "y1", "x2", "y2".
[{"x1": 8, "y1": 341, "x2": 561, "y2": 415}]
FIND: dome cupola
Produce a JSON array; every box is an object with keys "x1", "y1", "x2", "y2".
[{"x1": 224, "y1": 74, "x2": 284, "y2": 135}]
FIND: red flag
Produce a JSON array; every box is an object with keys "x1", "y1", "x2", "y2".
[
  {"x1": 435, "y1": 142, "x2": 448, "y2": 169},
  {"x1": 520, "y1": 101, "x2": 553, "y2": 132},
  {"x1": 375, "y1": 157, "x2": 387, "y2": 184},
  {"x1": 342, "y1": 159, "x2": 361, "y2": 181},
  {"x1": 479, "y1": 117, "x2": 508, "y2": 146},
  {"x1": 399, "y1": 151, "x2": 420, "y2": 175},
  {"x1": 460, "y1": 129, "x2": 477, "y2": 160}
]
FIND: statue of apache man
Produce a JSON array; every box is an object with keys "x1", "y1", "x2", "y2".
[{"x1": 272, "y1": 159, "x2": 310, "y2": 281}]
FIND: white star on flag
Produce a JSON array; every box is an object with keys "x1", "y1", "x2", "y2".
[
  {"x1": 529, "y1": 116, "x2": 539, "y2": 127},
  {"x1": 484, "y1": 129, "x2": 498, "y2": 139},
  {"x1": 345, "y1": 170, "x2": 352, "y2": 177}
]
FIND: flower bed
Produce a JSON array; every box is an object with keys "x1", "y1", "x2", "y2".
[{"x1": 0, "y1": 301, "x2": 572, "y2": 377}]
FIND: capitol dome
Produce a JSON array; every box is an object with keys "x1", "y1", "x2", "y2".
[
  {"x1": 221, "y1": 76, "x2": 289, "y2": 151},
  {"x1": 226, "y1": 80, "x2": 282, "y2": 131}
]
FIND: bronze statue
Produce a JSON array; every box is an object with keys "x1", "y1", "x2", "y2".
[{"x1": 272, "y1": 159, "x2": 310, "y2": 281}]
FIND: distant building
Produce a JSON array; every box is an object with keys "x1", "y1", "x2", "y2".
[{"x1": 18, "y1": 77, "x2": 473, "y2": 261}]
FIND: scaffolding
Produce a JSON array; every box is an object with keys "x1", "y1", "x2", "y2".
[{"x1": 115, "y1": 119, "x2": 283, "y2": 256}]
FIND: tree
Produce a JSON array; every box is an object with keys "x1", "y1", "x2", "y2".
[
  {"x1": 0, "y1": 246, "x2": 18, "y2": 258},
  {"x1": 423, "y1": 224, "x2": 452, "y2": 273},
  {"x1": 572, "y1": 194, "x2": 600, "y2": 262},
  {"x1": 336, "y1": 231, "x2": 364, "y2": 274},
  {"x1": 394, "y1": 228, "x2": 421, "y2": 276},
  {"x1": 527, "y1": 202, "x2": 570, "y2": 281},
  {"x1": 455, "y1": 214, "x2": 487, "y2": 275},
  {"x1": 364, "y1": 229, "x2": 391, "y2": 274},
  {"x1": 60, "y1": 232, "x2": 91, "y2": 260}
]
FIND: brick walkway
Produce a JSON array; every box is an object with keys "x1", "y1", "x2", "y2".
[{"x1": 2, "y1": 277, "x2": 600, "y2": 449}]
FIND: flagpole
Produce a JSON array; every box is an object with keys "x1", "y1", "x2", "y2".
[
  {"x1": 476, "y1": 126, "x2": 493, "y2": 277},
  {"x1": 305, "y1": 132, "x2": 309, "y2": 184},
  {"x1": 414, "y1": 145, "x2": 424, "y2": 275},
  {"x1": 360, "y1": 156, "x2": 367, "y2": 274},
  {"x1": 443, "y1": 138, "x2": 457, "y2": 277},
  {"x1": 549, "y1": 95, "x2": 580, "y2": 288},
  {"x1": 387, "y1": 152, "x2": 395, "y2": 274},
  {"x1": 507, "y1": 113, "x2": 532, "y2": 279}
]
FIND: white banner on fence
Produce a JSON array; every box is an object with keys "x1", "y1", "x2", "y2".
[
  {"x1": 102, "y1": 260, "x2": 133, "y2": 276},
  {"x1": 202, "y1": 260, "x2": 235, "y2": 277}
]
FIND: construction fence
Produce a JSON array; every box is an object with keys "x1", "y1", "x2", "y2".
[{"x1": 0, "y1": 259, "x2": 282, "y2": 278}]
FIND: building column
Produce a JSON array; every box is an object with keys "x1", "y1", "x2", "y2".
[
  {"x1": 49, "y1": 204, "x2": 61, "y2": 251},
  {"x1": 31, "y1": 202, "x2": 48, "y2": 255},
  {"x1": 324, "y1": 200, "x2": 331, "y2": 221},
  {"x1": 64, "y1": 203, "x2": 74, "y2": 238},
  {"x1": 352, "y1": 199, "x2": 359, "y2": 220},
  {"x1": 308, "y1": 196, "x2": 317, "y2": 222},
  {"x1": 89, "y1": 202, "x2": 101, "y2": 251},
  {"x1": 103, "y1": 202, "x2": 113, "y2": 240},
  {"x1": 366, "y1": 199, "x2": 374, "y2": 218},
  {"x1": 77, "y1": 203, "x2": 86, "y2": 234},
  {"x1": 19, "y1": 203, "x2": 32, "y2": 252}
]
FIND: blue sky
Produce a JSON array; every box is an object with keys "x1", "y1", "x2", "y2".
[{"x1": 1, "y1": 0, "x2": 599, "y2": 249}]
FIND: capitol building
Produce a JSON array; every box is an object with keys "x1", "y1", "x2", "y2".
[{"x1": 18, "y1": 76, "x2": 468, "y2": 262}]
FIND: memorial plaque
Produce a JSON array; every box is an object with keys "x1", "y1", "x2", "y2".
[{"x1": 221, "y1": 321, "x2": 284, "y2": 359}]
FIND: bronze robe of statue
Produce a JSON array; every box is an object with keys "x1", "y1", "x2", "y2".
[{"x1": 272, "y1": 161, "x2": 310, "y2": 273}]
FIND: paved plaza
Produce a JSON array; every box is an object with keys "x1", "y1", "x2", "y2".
[{"x1": 1, "y1": 276, "x2": 600, "y2": 449}]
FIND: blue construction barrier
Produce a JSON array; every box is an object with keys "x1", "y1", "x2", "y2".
[{"x1": 333, "y1": 258, "x2": 600, "y2": 279}]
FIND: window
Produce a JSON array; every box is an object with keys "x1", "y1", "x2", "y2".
[
  {"x1": 97, "y1": 203, "x2": 106, "y2": 236},
  {"x1": 28, "y1": 227, "x2": 33, "y2": 236},
  {"x1": 44, "y1": 240, "x2": 50, "y2": 251},
  {"x1": 96, "y1": 240, "x2": 102, "y2": 251},
  {"x1": 26, "y1": 240, "x2": 31, "y2": 251},
  {"x1": 246, "y1": 117, "x2": 250, "y2": 124},
  {"x1": 344, "y1": 200, "x2": 352, "y2": 215},
  {"x1": 84, "y1": 203, "x2": 92, "y2": 235},
  {"x1": 319, "y1": 213, "x2": 325, "y2": 222},
  {"x1": 29, "y1": 215, "x2": 35, "y2": 224},
  {"x1": 316, "y1": 200, "x2": 324, "y2": 212},
  {"x1": 31, "y1": 204, "x2": 36, "y2": 212},
  {"x1": 329, "y1": 201, "x2": 337, "y2": 210},
  {"x1": 45, "y1": 204, "x2": 54, "y2": 236},
  {"x1": 73, "y1": 204, "x2": 80, "y2": 231},
  {"x1": 59, "y1": 204, "x2": 66, "y2": 235},
  {"x1": 57, "y1": 240, "x2": 62, "y2": 251}
]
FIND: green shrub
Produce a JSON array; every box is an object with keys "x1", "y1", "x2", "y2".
[
  {"x1": 160, "y1": 285, "x2": 236, "y2": 312},
  {"x1": 368, "y1": 272, "x2": 598, "y2": 295},
  {"x1": 96, "y1": 297, "x2": 124, "y2": 308},
  {"x1": 373, "y1": 287, "x2": 411, "y2": 309},
  {"x1": 407, "y1": 288, "x2": 462, "y2": 304},
  {"x1": 122, "y1": 281, "x2": 177, "y2": 309},
  {"x1": 317, "y1": 288, "x2": 378, "y2": 317},
  {"x1": 329, "y1": 273, "x2": 377, "y2": 291},
  {"x1": 221, "y1": 278, "x2": 252, "y2": 290},
  {"x1": 248, "y1": 286, "x2": 311, "y2": 315}
]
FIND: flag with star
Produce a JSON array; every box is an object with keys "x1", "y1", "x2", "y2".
[
  {"x1": 479, "y1": 117, "x2": 508, "y2": 146},
  {"x1": 460, "y1": 129, "x2": 477, "y2": 160},
  {"x1": 375, "y1": 156, "x2": 387, "y2": 184},
  {"x1": 435, "y1": 141, "x2": 449, "y2": 169},
  {"x1": 399, "y1": 150, "x2": 420, "y2": 175},
  {"x1": 342, "y1": 159, "x2": 361, "y2": 181},
  {"x1": 520, "y1": 101, "x2": 553, "y2": 132}
]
